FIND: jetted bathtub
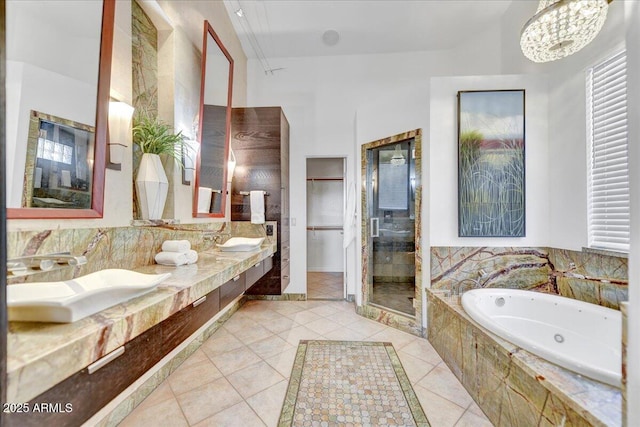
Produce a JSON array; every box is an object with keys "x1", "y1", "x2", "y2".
[{"x1": 461, "y1": 288, "x2": 621, "y2": 388}]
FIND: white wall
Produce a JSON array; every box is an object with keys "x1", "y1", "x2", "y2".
[
  {"x1": 429, "y1": 74, "x2": 549, "y2": 247},
  {"x1": 247, "y1": 24, "x2": 503, "y2": 296}
]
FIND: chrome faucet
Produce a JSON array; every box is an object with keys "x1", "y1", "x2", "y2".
[
  {"x1": 451, "y1": 269, "x2": 488, "y2": 296},
  {"x1": 7, "y1": 252, "x2": 87, "y2": 276}
]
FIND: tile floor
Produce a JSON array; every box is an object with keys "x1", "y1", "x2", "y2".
[
  {"x1": 307, "y1": 272, "x2": 344, "y2": 300},
  {"x1": 119, "y1": 300, "x2": 493, "y2": 427}
]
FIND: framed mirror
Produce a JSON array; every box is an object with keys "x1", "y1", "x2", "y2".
[
  {"x1": 193, "y1": 21, "x2": 233, "y2": 218},
  {"x1": 5, "y1": 0, "x2": 115, "y2": 219}
]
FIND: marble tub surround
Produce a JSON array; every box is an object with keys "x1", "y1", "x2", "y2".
[
  {"x1": 431, "y1": 246, "x2": 628, "y2": 309},
  {"x1": 6, "y1": 221, "x2": 276, "y2": 285},
  {"x1": 428, "y1": 290, "x2": 622, "y2": 426},
  {"x1": 7, "y1": 237, "x2": 276, "y2": 404}
]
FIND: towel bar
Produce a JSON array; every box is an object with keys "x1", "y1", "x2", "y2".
[{"x1": 238, "y1": 191, "x2": 270, "y2": 196}]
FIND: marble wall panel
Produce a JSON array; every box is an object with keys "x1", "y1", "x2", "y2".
[
  {"x1": 6, "y1": 221, "x2": 274, "y2": 285},
  {"x1": 621, "y1": 302, "x2": 628, "y2": 427},
  {"x1": 431, "y1": 246, "x2": 628, "y2": 309}
]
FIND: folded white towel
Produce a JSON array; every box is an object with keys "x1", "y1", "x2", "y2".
[
  {"x1": 186, "y1": 250, "x2": 198, "y2": 265},
  {"x1": 250, "y1": 190, "x2": 265, "y2": 224},
  {"x1": 162, "y1": 240, "x2": 191, "y2": 253},
  {"x1": 198, "y1": 187, "x2": 213, "y2": 213},
  {"x1": 155, "y1": 251, "x2": 188, "y2": 266}
]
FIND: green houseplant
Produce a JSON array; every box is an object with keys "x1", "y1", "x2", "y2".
[{"x1": 132, "y1": 114, "x2": 184, "y2": 220}]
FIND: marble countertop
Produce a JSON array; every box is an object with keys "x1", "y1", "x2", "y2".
[{"x1": 6, "y1": 241, "x2": 277, "y2": 404}]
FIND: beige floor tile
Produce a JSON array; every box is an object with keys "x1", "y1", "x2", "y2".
[
  {"x1": 304, "y1": 317, "x2": 342, "y2": 335},
  {"x1": 401, "y1": 338, "x2": 445, "y2": 365},
  {"x1": 367, "y1": 326, "x2": 417, "y2": 349},
  {"x1": 396, "y1": 350, "x2": 436, "y2": 384},
  {"x1": 134, "y1": 382, "x2": 175, "y2": 410},
  {"x1": 167, "y1": 359, "x2": 223, "y2": 396},
  {"x1": 248, "y1": 334, "x2": 294, "y2": 360},
  {"x1": 231, "y1": 323, "x2": 274, "y2": 345},
  {"x1": 277, "y1": 324, "x2": 321, "y2": 345},
  {"x1": 283, "y1": 309, "x2": 322, "y2": 325},
  {"x1": 222, "y1": 315, "x2": 261, "y2": 334},
  {"x1": 467, "y1": 400, "x2": 489, "y2": 418},
  {"x1": 264, "y1": 347, "x2": 298, "y2": 378},
  {"x1": 416, "y1": 365, "x2": 474, "y2": 408},
  {"x1": 321, "y1": 326, "x2": 371, "y2": 342},
  {"x1": 329, "y1": 309, "x2": 362, "y2": 326},
  {"x1": 175, "y1": 377, "x2": 243, "y2": 425},
  {"x1": 455, "y1": 409, "x2": 494, "y2": 427},
  {"x1": 175, "y1": 348, "x2": 210, "y2": 369},
  {"x1": 414, "y1": 385, "x2": 466, "y2": 427},
  {"x1": 201, "y1": 328, "x2": 244, "y2": 358},
  {"x1": 246, "y1": 380, "x2": 289, "y2": 427},
  {"x1": 261, "y1": 314, "x2": 299, "y2": 334},
  {"x1": 119, "y1": 396, "x2": 188, "y2": 427},
  {"x1": 226, "y1": 360, "x2": 285, "y2": 399},
  {"x1": 208, "y1": 345, "x2": 262, "y2": 376},
  {"x1": 308, "y1": 303, "x2": 341, "y2": 317},
  {"x1": 345, "y1": 318, "x2": 389, "y2": 337},
  {"x1": 193, "y1": 401, "x2": 266, "y2": 427}
]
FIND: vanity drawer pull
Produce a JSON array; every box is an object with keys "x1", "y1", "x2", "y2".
[
  {"x1": 233, "y1": 275, "x2": 241, "y2": 281},
  {"x1": 88, "y1": 346, "x2": 125, "y2": 374},
  {"x1": 283, "y1": 275, "x2": 290, "y2": 279},
  {"x1": 192, "y1": 296, "x2": 207, "y2": 307},
  {"x1": 254, "y1": 262, "x2": 261, "y2": 268},
  {"x1": 283, "y1": 258, "x2": 289, "y2": 263}
]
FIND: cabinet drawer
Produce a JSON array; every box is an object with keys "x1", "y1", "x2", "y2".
[
  {"x1": 281, "y1": 263, "x2": 290, "y2": 291},
  {"x1": 220, "y1": 274, "x2": 245, "y2": 308},
  {"x1": 263, "y1": 254, "x2": 274, "y2": 273},
  {"x1": 246, "y1": 261, "x2": 265, "y2": 289},
  {"x1": 281, "y1": 243, "x2": 290, "y2": 268}
]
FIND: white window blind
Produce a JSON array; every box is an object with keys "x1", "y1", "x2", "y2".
[{"x1": 587, "y1": 50, "x2": 629, "y2": 252}]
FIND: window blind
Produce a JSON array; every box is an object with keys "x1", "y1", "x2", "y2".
[{"x1": 587, "y1": 50, "x2": 629, "y2": 252}]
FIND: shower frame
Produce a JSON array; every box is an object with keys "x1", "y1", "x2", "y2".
[{"x1": 359, "y1": 129, "x2": 423, "y2": 336}]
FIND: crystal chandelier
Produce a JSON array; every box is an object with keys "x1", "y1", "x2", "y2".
[{"x1": 520, "y1": 0, "x2": 610, "y2": 63}]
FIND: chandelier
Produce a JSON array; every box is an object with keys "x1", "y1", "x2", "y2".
[{"x1": 520, "y1": 0, "x2": 610, "y2": 63}]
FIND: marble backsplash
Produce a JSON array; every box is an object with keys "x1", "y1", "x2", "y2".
[
  {"x1": 7, "y1": 221, "x2": 276, "y2": 285},
  {"x1": 431, "y1": 246, "x2": 628, "y2": 309}
]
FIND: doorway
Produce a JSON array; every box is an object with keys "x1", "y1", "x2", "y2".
[{"x1": 306, "y1": 158, "x2": 346, "y2": 300}]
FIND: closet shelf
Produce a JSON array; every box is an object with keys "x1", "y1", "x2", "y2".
[
  {"x1": 306, "y1": 225, "x2": 343, "y2": 231},
  {"x1": 306, "y1": 177, "x2": 344, "y2": 181}
]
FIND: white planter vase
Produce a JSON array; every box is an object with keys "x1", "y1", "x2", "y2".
[{"x1": 136, "y1": 153, "x2": 168, "y2": 220}]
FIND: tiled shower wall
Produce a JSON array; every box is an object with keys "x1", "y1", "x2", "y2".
[
  {"x1": 430, "y1": 246, "x2": 628, "y2": 309},
  {"x1": 7, "y1": 222, "x2": 274, "y2": 285}
]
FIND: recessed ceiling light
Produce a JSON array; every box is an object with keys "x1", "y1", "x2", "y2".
[
  {"x1": 322, "y1": 29, "x2": 340, "y2": 47},
  {"x1": 235, "y1": 8, "x2": 244, "y2": 17}
]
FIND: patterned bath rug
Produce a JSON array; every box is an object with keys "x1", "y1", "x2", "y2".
[{"x1": 278, "y1": 340, "x2": 430, "y2": 426}]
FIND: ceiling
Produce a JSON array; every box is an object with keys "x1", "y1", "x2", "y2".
[{"x1": 223, "y1": 0, "x2": 518, "y2": 61}]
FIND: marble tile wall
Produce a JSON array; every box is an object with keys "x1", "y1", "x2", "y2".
[
  {"x1": 7, "y1": 221, "x2": 275, "y2": 285},
  {"x1": 621, "y1": 302, "x2": 628, "y2": 427},
  {"x1": 430, "y1": 246, "x2": 628, "y2": 309}
]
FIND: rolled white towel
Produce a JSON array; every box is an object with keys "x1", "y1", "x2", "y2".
[
  {"x1": 155, "y1": 251, "x2": 188, "y2": 266},
  {"x1": 186, "y1": 250, "x2": 198, "y2": 265},
  {"x1": 162, "y1": 240, "x2": 191, "y2": 253}
]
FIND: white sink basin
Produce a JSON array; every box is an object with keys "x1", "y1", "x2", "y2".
[
  {"x1": 7, "y1": 269, "x2": 172, "y2": 323},
  {"x1": 217, "y1": 237, "x2": 265, "y2": 252}
]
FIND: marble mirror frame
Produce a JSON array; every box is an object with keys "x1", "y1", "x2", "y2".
[
  {"x1": 6, "y1": 0, "x2": 115, "y2": 219},
  {"x1": 193, "y1": 20, "x2": 234, "y2": 218}
]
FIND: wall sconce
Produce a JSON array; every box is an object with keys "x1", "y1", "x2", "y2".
[
  {"x1": 181, "y1": 138, "x2": 200, "y2": 185},
  {"x1": 107, "y1": 101, "x2": 134, "y2": 170},
  {"x1": 227, "y1": 148, "x2": 236, "y2": 183}
]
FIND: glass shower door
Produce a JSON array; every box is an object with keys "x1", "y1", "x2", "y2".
[{"x1": 366, "y1": 138, "x2": 416, "y2": 315}]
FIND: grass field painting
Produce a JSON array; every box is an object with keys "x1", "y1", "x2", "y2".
[{"x1": 458, "y1": 90, "x2": 525, "y2": 237}]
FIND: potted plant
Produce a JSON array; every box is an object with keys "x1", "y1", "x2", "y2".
[{"x1": 132, "y1": 114, "x2": 184, "y2": 220}]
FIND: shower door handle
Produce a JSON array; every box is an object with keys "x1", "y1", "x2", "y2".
[{"x1": 371, "y1": 218, "x2": 379, "y2": 238}]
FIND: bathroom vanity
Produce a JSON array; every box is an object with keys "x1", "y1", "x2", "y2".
[{"x1": 5, "y1": 241, "x2": 276, "y2": 427}]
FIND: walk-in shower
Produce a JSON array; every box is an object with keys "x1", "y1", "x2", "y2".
[{"x1": 361, "y1": 129, "x2": 422, "y2": 331}]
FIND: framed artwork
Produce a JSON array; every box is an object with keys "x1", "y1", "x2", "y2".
[{"x1": 458, "y1": 90, "x2": 525, "y2": 237}]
